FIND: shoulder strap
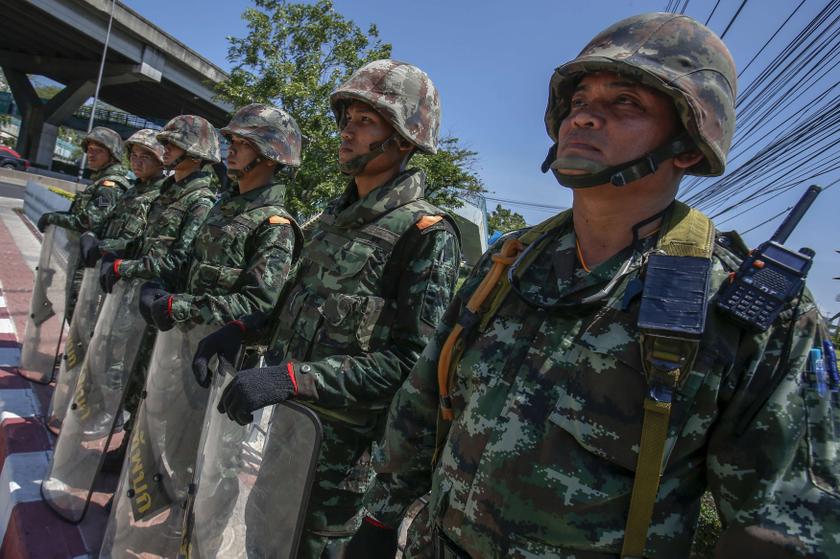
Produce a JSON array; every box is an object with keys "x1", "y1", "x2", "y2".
[{"x1": 622, "y1": 201, "x2": 715, "y2": 559}]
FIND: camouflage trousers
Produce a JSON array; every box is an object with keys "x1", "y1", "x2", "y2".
[
  {"x1": 64, "y1": 262, "x2": 84, "y2": 324},
  {"x1": 121, "y1": 325, "x2": 157, "y2": 432}
]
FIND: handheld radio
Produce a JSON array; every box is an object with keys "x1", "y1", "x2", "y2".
[{"x1": 715, "y1": 185, "x2": 821, "y2": 331}]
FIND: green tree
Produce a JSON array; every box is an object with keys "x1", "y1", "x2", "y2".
[
  {"x1": 488, "y1": 203, "x2": 527, "y2": 233},
  {"x1": 217, "y1": 0, "x2": 484, "y2": 218}
]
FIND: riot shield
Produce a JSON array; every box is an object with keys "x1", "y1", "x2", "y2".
[
  {"x1": 99, "y1": 323, "x2": 218, "y2": 559},
  {"x1": 46, "y1": 267, "x2": 105, "y2": 434},
  {"x1": 41, "y1": 279, "x2": 147, "y2": 522},
  {"x1": 179, "y1": 362, "x2": 322, "y2": 559},
  {"x1": 18, "y1": 225, "x2": 76, "y2": 384}
]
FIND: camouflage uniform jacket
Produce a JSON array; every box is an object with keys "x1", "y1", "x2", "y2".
[
  {"x1": 98, "y1": 175, "x2": 166, "y2": 258},
  {"x1": 168, "y1": 178, "x2": 301, "y2": 326},
  {"x1": 263, "y1": 168, "x2": 460, "y2": 535},
  {"x1": 365, "y1": 216, "x2": 839, "y2": 558},
  {"x1": 51, "y1": 163, "x2": 132, "y2": 235},
  {"x1": 117, "y1": 168, "x2": 216, "y2": 287}
]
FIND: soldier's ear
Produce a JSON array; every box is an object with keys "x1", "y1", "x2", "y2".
[
  {"x1": 674, "y1": 150, "x2": 704, "y2": 170},
  {"x1": 396, "y1": 136, "x2": 414, "y2": 155}
]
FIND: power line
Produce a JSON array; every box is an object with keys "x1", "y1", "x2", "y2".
[
  {"x1": 704, "y1": 0, "x2": 722, "y2": 25},
  {"x1": 720, "y1": 0, "x2": 749, "y2": 38}
]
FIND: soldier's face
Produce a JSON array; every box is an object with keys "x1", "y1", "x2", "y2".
[
  {"x1": 85, "y1": 141, "x2": 110, "y2": 171},
  {"x1": 130, "y1": 145, "x2": 163, "y2": 180},
  {"x1": 227, "y1": 135, "x2": 259, "y2": 170},
  {"x1": 554, "y1": 72, "x2": 680, "y2": 176},
  {"x1": 339, "y1": 101, "x2": 406, "y2": 173},
  {"x1": 162, "y1": 142, "x2": 186, "y2": 166}
]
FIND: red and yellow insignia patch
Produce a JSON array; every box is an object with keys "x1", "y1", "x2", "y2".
[
  {"x1": 416, "y1": 215, "x2": 443, "y2": 230},
  {"x1": 268, "y1": 215, "x2": 290, "y2": 225}
]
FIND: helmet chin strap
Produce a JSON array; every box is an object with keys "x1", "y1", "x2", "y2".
[
  {"x1": 339, "y1": 133, "x2": 399, "y2": 176},
  {"x1": 227, "y1": 155, "x2": 264, "y2": 179},
  {"x1": 164, "y1": 153, "x2": 196, "y2": 172},
  {"x1": 541, "y1": 135, "x2": 693, "y2": 188}
]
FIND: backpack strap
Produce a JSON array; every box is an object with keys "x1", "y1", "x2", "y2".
[{"x1": 622, "y1": 202, "x2": 715, "y2": 559}]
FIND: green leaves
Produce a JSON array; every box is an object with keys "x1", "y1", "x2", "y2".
[{"x1": 217, "y1": 0, "x2": 486, "y2": 218}]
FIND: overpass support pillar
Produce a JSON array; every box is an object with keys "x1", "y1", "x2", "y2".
[{"x1": 2, "y1": 68, "x2": 95, "y2": 169}]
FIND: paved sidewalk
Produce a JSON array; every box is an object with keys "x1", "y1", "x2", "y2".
[{"x1": 0, "y1": 197, "x2": 111, "y2": 558}]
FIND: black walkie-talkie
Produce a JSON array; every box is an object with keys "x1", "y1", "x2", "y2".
[{"x1": 715, "y1": 185, "x2": 821, "y2": 331}]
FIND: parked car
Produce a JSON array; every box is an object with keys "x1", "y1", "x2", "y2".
[{"x1": 0, "y1": 146, "x2": 30, "y2": 170}]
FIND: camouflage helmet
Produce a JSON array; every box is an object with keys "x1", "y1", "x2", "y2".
[
  {"x1": 220, "y1": 104, "x2": 302, "y2": 167},
  {"x1": 156, "y1": 115, "x2": 221, "y2": 164},
  {"x1": 545, "y1": 12, "x2": 737, "y2": 176},
  {"x1": 81, "y1": 126, "x2": 124, "y2": 162},
  {"x1": 330, "y1": 59, "x2": 441, "y2": 154},
  {"x1": 124, "y1": 129, "x2": 165, "y2": 164}
]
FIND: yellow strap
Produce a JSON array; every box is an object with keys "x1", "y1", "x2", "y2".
[
  {"x1": 656, "y1": 202, "x2": 715, "y2": 258},
  {"x1": 621, "y1": 397, "x2": 673, "y2": 558},
  {"x1": 622, "y1": 202, "x2": 715, "y2": 558}
]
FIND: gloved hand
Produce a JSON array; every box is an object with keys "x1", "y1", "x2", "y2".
[
  {"x1": 37, "y1": 212, "x2": 54, "y2": 233},
  {"x1": 139, "y1": 281, "x2": 170, "y2": 325},
  {"x1": 192, "y1": 321, "x2": 246, "y2": 388},
  {"x1": 79, "y1": 232, "x2": 102, "y2": 268},
  {"x1": 345, "y1": 517, "x2": 398, "y2": 559},
  {"x1": 218, "y1": 363, "x2": 298, "y2": 425},
  {"x1": 99, "y1": 254, "x2": 122, "y2": 293},
  {"x1": 149, "y1": 294, "x2": 175, "y2": 331}
]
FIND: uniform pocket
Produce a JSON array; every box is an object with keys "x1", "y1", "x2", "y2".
[
  {"x1": 804, "y1": 384, "x2": 840, "y2": 497},
  {"x1": 193, "y1": 262, "x2": 243, "y2": 292},
  {"x1": 316, "y1": 294, "x2": 386, "y2": 353}
]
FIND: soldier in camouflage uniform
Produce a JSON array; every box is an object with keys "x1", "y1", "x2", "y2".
[
  {"x1": 78, "y1": 129, "x2": 166, "y2": 268},
  {"x1": 99, "y1": 114, "x2": 221, "y2": 293},
  {"x1": 139, "y1": 103, "x2": 303, "y2": 333},
  {"x1": 96, "y1": 115, "x2": 219, "y2": 456},
  {"x1": 37, "y1": 126, "x2": 132, "y2": 320},
  {"x1": 350, "y1": 13, "x2": 840, "y2": 559},
  {"x1": 194, "y1": 60, "x2": 462, "y2": 557}
]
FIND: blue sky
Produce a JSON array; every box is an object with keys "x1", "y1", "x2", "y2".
[{"x1": 124, "y1": 0, "x2": 840, "y2": 317}]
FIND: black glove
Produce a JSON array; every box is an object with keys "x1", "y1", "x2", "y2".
[
  {"x1": 139, "y1": 281, "x2": 170, "y2": 325},
  {"x1": 37, "y1": 212, "x2": 54, "y2": 233},
  {"x1": 99, "y1": 254, "x2": 121, "y2": 293},
  {"x1": 346, "y1": 517, "x2": 398, "y2": 559},
  {"x1": 79, "y1": 233, "x2": 102, "y2": 268},
  {"x1": 192, "y1": 321, "x2": 246, "y2": 388},
  {"x1": 149, "y1": 294, "x2": 175, "y2": 331},
  {"x1": 218, "y1": 363, "x2": 297, "y2": 425}
]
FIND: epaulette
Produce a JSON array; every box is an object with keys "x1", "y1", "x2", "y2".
[
  {"x1": 415, "y1": 215, "x2": 443, "y2": 230},
  {"x1": 268, "y1": 215, "x2": 291, "y2": 225}
]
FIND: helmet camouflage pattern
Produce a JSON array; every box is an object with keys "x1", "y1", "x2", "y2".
[
  {"x1": 220, "y1": 104, "x2": 302, "y2": 167},
  {"x1": 545, "y1": 12, "x2": 737, "y2": 176},
  {"x1": 124, "y1": 129, "x2": 165, "y2": 164},
  {"x1": 330, "y1": 59, "x2": 441, "y2": 154},
  {"x1": 81, "y1": 126, "x2": 124, "y2": 162},
  {"x1": 156, "y1": 115, "x2": 221, "y2": 164}
]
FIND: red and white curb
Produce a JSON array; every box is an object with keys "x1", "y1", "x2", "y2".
[
  {"x1": 0, "y1": 282, "x2": 89, "y2": 558},
  {"x1": 0, "y1": 293, "x2": 19, "y2": 368}
]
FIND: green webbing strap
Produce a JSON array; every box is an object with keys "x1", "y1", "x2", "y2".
[
  {"x1": 621, "y1": 202, "x2": 715, "y2": 558},
  {"x1": 477, "y1": 209, "x2": 573, "y2": 331}
]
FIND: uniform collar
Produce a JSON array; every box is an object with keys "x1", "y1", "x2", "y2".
[
  {"x1": 90, "y1": 162, "x2": 129, "y2": 183},
  {"x1": 331, "y1": 168, "x2": 426, "y2": 228},
  {"x1": 221, "y1": 179, "x2": 288, "y2": 213}
]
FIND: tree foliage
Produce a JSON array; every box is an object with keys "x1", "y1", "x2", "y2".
[
  {"x1": 488, "y1": 203, "x2": 527, "y2": 233},
  {"x1": 217, "y1": 0, "x2": 484, "y2": 218}
]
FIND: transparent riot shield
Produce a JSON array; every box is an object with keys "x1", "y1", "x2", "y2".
[
  {"x1": 41, "y1": 279, "x2": 147, "y2": 522},
  {"x1": 99, "y1": 323, "x2": 218, "y2": 559},
  {"x1": 46, "y1": 267, "x2": 105, "y2": 434},
  {"x1": 179, "y1": 361, "x2": 322, "y2": 559},
  {"x1": 18, "y1": 225, "x2": 77, "y2": 383}
]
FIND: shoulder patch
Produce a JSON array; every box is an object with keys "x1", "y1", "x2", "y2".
[
  {"x1": 416, "y1": 215, "x2": 443, "y2": 230},
  {"x1": 268, "y1": 215, "x2": 291, "y2": 225},
  {"x1": 101, "y1": 180, "x2": 116, "y2": 188}
]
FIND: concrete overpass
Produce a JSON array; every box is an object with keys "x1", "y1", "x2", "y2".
[{"x1": 0, "y1": 0, "x2": 233, "y2": 168}]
